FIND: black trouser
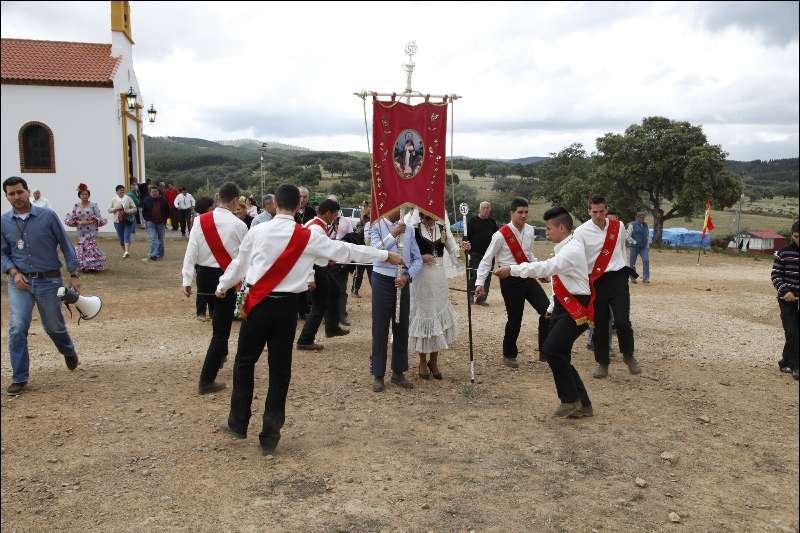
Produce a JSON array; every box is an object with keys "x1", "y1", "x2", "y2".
[
  {"x1": 352, "y1": 265, "x2": 372, "y2": 293},
  {"x1": 228, "y1": 294, "x2": 297, "y2": 447},
  {"x1": 297, "y1": 267, "x2": 340, "y2": 344},
  {"x1": 196, "y1": 292, "x2": 216, "y2": 318},
  {"x1": 331, "y1": 266, "x2": 350, "y2": 321},
  {"x1": 592, "y1": 269, "x2": 634, "y2": 365},
  {"x1": 170, "y1": 206, "x2": 179, "y2": 231},
  {"x1": 370, "y1": 271, "x2": 409, "y2": 377},
  {"x1": 778, "y1": 298, "x2": 799, "y2": 370},
  {"x1": 177, "y1": 208, "x2": 191, "y2": 235},
  {"x1": 196, "y1": 265, "x2": 236, "y2": 386},
  {"x1": 468, "y1": 252, "x2": 493, "y2": 302},
  {"x1": 499, "y1": 276, "x2": 550, "y2": 358},
  {"x1": 543, "y1": 297, "x2": 591, "y2": 406},
  {"x1": 297, "y1": 291, "x2": 310, "y2": 319}
]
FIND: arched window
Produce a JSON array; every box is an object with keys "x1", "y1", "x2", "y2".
[{"x1": 19, "y1": 122, "x2": 55, "y2": 173}]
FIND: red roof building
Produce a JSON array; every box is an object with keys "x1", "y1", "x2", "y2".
[{"x1": 1, "y1": 39, "x2": 121, "y2": 88}]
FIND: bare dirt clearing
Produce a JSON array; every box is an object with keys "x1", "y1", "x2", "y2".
[{"x1": 1, "y1": 235, "x2": 798, "y2": 532}]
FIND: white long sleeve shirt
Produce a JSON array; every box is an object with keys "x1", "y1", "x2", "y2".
[
  {"x1": 572, "y1": 218, "x2": 628, "y2": 275},
  {"x1": 181, "y1": 207, "x2": 248, "y2": 287},
  {"x1": 305, "y1": 216, "x2": 330, "y2": 267},
  {"x1": 174, "y1": 193, "x2": 196, "y2": 210},
  {"x1": 216, "y1": 214, "x2": 389, "y2": 294},
  {"x1": 475, "y1": 222, "x2": 538, "y2": 287},
  {"x1": 510, "y1": 234, "x2": 590, "y2": 296}
]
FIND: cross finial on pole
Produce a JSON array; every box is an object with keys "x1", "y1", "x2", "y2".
[{"x1": 403, "y1": 41, "x2": 417, "y2": 104}]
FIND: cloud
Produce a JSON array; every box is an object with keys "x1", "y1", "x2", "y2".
[{"x1": 2, "y1": 1, "x2": 798, "y2": 160}]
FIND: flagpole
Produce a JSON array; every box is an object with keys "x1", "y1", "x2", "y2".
[{"x1": 461, "y1": 203, "x2": 475, "y2": 383}]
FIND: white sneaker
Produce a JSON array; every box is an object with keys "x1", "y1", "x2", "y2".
[{"x1": 123, "y1": 251, "x2": 130, "y2": 258}]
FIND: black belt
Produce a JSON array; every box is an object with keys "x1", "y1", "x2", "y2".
[
  {"x1": 23, "y1": 270, "x2": 61, "y2": 279},
  {"x1": 267, "y1": 291, "x2": 295, "y2": 299}
]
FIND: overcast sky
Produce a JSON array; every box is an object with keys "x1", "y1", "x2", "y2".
[{"x1": 2, "y1": 1, "x2": 798, "y2": 160}]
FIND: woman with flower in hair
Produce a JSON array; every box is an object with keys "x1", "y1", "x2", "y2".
[{"x1": 64, "y1": 183, "x2": 108, "y2": 272}]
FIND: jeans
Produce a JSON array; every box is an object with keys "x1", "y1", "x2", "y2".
[
  {"x1": 146, "y1": 222, "x2": 166, "y2": 258},
  {"x1": 7, "y1": 277, "x2": 76, "y2": 384},
  {"x1": 370, "y1": 271, "x2": 410, "y2": 377},
  {"x1": 114, "y1": 221, "x2": 135, "y2": 246},
  {"x1": 629, "y1": 246, "x2": 650, "y2": 281}
]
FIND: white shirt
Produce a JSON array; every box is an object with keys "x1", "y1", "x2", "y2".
[
  {"x1": 174, "y1": 193, "x2": 196, "y2": 210},
  {"x1": 510, "y1": 234, "x2": 590, "y2": 296},
  {"x1": 181, "y1": 207, "x2": 248, "y2": 287},
  {"x1": 572, "y1": 218, "x2": 628, "y2": 275},
  {"x1": 31, "y1": 197, "x2": 49, "y2": 209},
  {"x1": 332, "y1": 215, "x2": 353, "y2": 240},
  {"x1": 217, "y1": 214, "x2": 389, "y2": 294},
  {"x1": 475, "y1": 222, "x2": 538, "y2": 287}
]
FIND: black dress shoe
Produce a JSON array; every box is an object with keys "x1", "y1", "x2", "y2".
[
  {"x1": 6, "y1": 382, "x2": 27, "y2": 395},
  {"x1": 340, "y1": 318, "x2": 352, "y2": 327},
  {"x1": 325, "y1": 328, "x2": 350, "y2": 338},
  {"x1": 217, "y1": 422, "x2": 246, "y2": 439},
  {"x1": 390, "y1": 372, "x2": 414, "y2": 389},
  {"x1": 64, "y1": 354, "x2": 79, "y2": 370},
  {"x1": 199, "y1": 382, "x2": 226, "y2": 395},
  {"x1": 260, "y1": 433, "x2": 280, "y2": 455},
  {"x1": 297, "y1": 343, "x2": 325, "y2": 351}
]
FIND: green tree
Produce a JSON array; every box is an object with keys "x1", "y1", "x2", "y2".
[
  {"x1": 536, "y1": 143, "x2": 594, "y2": 221},
  {"x1": 595, "y1": 117, "x2": 742, "y2": 244}
]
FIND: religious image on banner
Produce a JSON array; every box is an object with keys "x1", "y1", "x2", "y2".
[{"x1": 371, "y1": 98, "x2": 448, "y2": 221}]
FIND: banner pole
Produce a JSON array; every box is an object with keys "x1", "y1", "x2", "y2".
[{"x1": 460, "y1": 203, "x2": 475, "y2": 383}]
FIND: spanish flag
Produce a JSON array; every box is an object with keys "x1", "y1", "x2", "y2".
[{"x1": 701, "y1": 200, "x2": 715, "y2": 239}]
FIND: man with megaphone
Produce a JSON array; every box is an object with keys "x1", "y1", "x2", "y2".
[{"x1": 1, "y1": 176, "x2": 82, "y2": 395}]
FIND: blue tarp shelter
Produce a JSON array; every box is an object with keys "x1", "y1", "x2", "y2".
[{"x1": 653, "y1": 228, "x2": 711, "y2": 249}]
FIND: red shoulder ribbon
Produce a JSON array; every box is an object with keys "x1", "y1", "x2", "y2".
[
  {"x1": 242, "y1": 223, "x2": 311, "y2": 317},
  {"x1": 305, "y1": 217, "x2": 328, "y2": 232},
  {"x1": 499, "y1": 224, "x2": 528, "y2": 264},
  {"x1": 199, "y1": 211, "x2": 232, "y2": 270},
  {"x1": 552, "y1": 275, "x2": 590, "y2": 326},
  {"x1": 587, "y1": 218, "x2": 620, "y2": 323}
]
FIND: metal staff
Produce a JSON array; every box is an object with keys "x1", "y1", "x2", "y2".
[{"x1": 460, "y1": 202, "x2": 475, "y2": 383}]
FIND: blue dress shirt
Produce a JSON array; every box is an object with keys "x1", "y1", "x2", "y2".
[
  {"x1": 370, "y1": 217, "x2": 423, "y2": 280},
  {"x1": 1, "y1": 206, "x2": 78, "y2": 274}
]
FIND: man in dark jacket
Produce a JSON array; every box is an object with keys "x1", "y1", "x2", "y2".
[
  {"x1": 466, "y1": 201, "x2": 499, "y2": 305},
  {"x1": 772, "y1": 220, "x2": 799, "y2": 380},
  {"x1": 142, "y1": 186, "x2": 170, "y2": 261}
]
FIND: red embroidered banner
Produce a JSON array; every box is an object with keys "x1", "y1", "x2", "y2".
[{"x1": 370, "y1": 98, "x2": 448, "y2": 221}]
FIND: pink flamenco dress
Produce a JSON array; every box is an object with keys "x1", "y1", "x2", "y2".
[{"x1": 64, "y1": 202, "x2": 108, "y2": 272}]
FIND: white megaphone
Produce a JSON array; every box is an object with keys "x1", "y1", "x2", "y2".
[{"x1": 57, "y1": 286, "x2": 102, "y2": 322}]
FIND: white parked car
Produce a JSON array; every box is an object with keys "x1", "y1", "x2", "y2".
[{"x1": 340, "y1": 207, "x2": 362, "y2": 228}]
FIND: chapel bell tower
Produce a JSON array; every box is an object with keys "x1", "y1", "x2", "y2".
[{"x1": 111, "y1": 1, "x2": 134, "y2": 44}]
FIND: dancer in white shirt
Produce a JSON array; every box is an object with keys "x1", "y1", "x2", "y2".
[
  {"x1": 573, "y1": 196, "x2": 641, "y2": 379},
  {"x1": 495, "y1": 207, "x2": 594, "y2": 418},
  {"x1": 215, "y1": 184, "x2": 402, "y2": 454},
  {"x1": 173, "y1": 188, "x2": 196, "y2": 237},
  {"x1": 468, "y1": 198, "x2": 550, "y2": 368},
  {"x1": 181, "y1": 182, "x2": 248, "y2": 394}
]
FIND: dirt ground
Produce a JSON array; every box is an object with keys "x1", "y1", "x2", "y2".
[{"x1": 1, "y1": 232, "x2": 798, "y2": 532}]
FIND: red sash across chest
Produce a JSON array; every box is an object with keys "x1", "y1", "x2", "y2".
[
  {"x1": 586, "y1": 218, "x2": 621, "y2": 323},
  {"x1": 499, "y1": 224, "x2": 528, "y2": 264},
  {"x1": 241, "y1": 223, "x2": 311, "y2": 318},
  {"x1": 552, "y1": 275, "x2": 590, "y2": 326},
  {"x1": 199, "y1": 211, "x2": 232, "y2": 270}
]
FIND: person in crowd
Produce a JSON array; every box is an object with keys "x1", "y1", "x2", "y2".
[
  {"x1": 31, "y1": 188, "x2": 50, "y2": 209},
  {"x1": 573, "y1": 196, "x2": 641, "y2": 378},
  {"x1": 192, "y1": 197, "x2": 216, "y2": 321},
  {"x1": 182, "y1": 182, "x2": 249, "y2": 394},
  {"x1": 164, "y1": 183, "x2": 179, "y2": 232},
  {"x1": 351, "y1": 211, "x2": 372, "y2": 296},
  {"x1": 251, "y1": 194, "x2": 276, "y2": 227},
  {"x1": 174, "y1": 187, "x2": 196, "y2": 238},
  {"x1": 64, "y1": 184, "x2": 107, "y2": 272},
  {"x1": 628, "y1": 211, "x2": 650, "y2": 284},
  {"x1": 494, "y1": 206, "x2": 594, "y2": 418},
  {"x1": 327, "y1": 195, "x2": 354, "y2": 327},
  {"x1": 466, "y1": 201, "x2": 499, "y2": 306},
  {"x1": 369, "y1": 210, "x2": 423, "y2": 392},
  {"x1": 586, "y1": 209, "x2": 626, "y2": 352},
  {"x1": 470, "y1": 198, "x2": 550, "y2": 368},
  {"x1": 235, "y1": 196, "x2": 254, "y2": 228},
  {"x1": 294, "y1": 186, "x2": 316, "y2": 320},
  {"x1": 142, "y1": 186, "x2": 169, "y2": 261},
  {"x1": 137, "y1": 179, "x2": 151, "y2": 228},
  {"x1": 1, "y1": 176, "x2": 82, "y2": 395},
  {"x1": 409, "y1": 211, "x2": 461, "y2": 380},
  {"x1": 215, "y1": 184, "x2": 401, "y2": 455},
  {"x1": 771, "y1": 219, "x2": 799, "y2": 380},
  {"x1": 296, "y1": 199, "x2": 349, "y2": 351},
  {"x1": 246, "y1": 196, "x2": 260, "y2": 218},
  {"x1": 108, "y1": 184, "x2": 138, "y2": 258},
  {"x1": 126, "y1": 185, "x2": 141, "y2": 228}
]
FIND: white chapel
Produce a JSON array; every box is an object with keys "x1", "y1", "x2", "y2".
[{"x1": 1, "y1": 1, "x2": 149, "y2": 231}]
